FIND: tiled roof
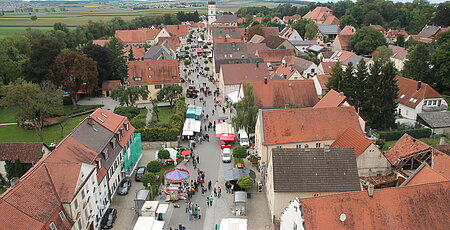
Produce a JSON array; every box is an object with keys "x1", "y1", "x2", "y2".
[
  {"x1": 389, "y1": 45, "x2": 408, "y2": 60},
  {"x1": 282, "y1": 56, "x2": 314, "y2": 73},
  {"x1": 213, "y1": 37, "x2": 243, "y2": 43},
  {"x1": 315, "y1": 74, "x2": 331, "y2": 89},
  {"x1": 370, "y1": 24, "x2": 386, "y2": 32},
  {"x1": 213, "y1": 42, "x2": 269, "y2": 60},
  {"x1": 301, "y1": 181, "x2": 450, "y2": 230},
  {"x1": 340, "y1": 26, "x2": 356, "y2": 36},
  {"x1": 212, "y1": 28, "x2": 241, "y2": 38},
  {"x1": 256, "y1": 49, "x2": 293, "y2": 63},
  {"x1": 322, "y1": 15, "x2": 340, "y2": 25},
  {"x1": 319, "y1": 62, "x2": 336, "y2": 74},
  {"x1": 115, "y1": 28, "x2": 161, "y2": 44},
  {"x1": 0, "y1": 142, "x2": 44, "y2": 163},
  {"x1": 385, "y1": 29, "x2": 408, "y2": 39},
  {"x1": 395, "y1": 76, "x2": 443, "y2": 109},
  {"x1": 215, "y1": 14, "x2": 238, "y2": 24},
  {"x1": 335, "y1": 34, "x2": 352, "y2": 48},
  {"x1": 90, "y1": 108, "x2": 135, "y2": 147},
  {"x1": 384, "y1": 134, "x2": 432, "y2": 165},
  {"x1": 221, "y1": 62, "x2": 271, "y2": 85},
  {"x1": 0, "y1": 199, "x2": 45, "y2": 230},
  {"x1": 402, "y1": 164, "x2": 448, "y2": 186},
  {"x1": 283, "y1": 14, "x2": 301, "y2": 23},
  {"x1": 417, "y1": 112, "x2": 450, "y2": 128},
  {"x1": 162, "y1": 24, "x2": 189, "y2": 37},
  {"x1": 314, "y1": 89, "x2": 347, "y2": 108},
  {"x1": 261, "y1": 106, "x2": 363, "y2": 145},
  {"x1": 45, "y1": 136, "x2": 98, "y2": 165},
  {"x1": 45, "y1": 162, "x2": 83, "y2": 203},
  {"x1": 101, "y1": 80, "x2": 122, "y2": 91},
  {"x1": 433, "y1": 150, "x2": 450, "y2": 178},
  {"x1": 303, "y1": 7, "x2": 332, "y2": 20},
  {"x1": 330, "y1": 49, "x2": 355, "y2": 63},
  {"x1": 157, "y1": 36, "x2": 181, "y2": 48},
  {"x1": 143, "y1": 45, "x2": 176, "y2": 60},
  {"x1": 342, "y1": 55, "x2": 370, "y2": 67},
  {"x1": 261, "y1": 27, "x2": 279, "y2": 38},
  {"x1": 92, "y1": 39, "x2": 108, "y2": 47},
  {"x1": 331, "y1": 128, "x2": 372, "y2": 157},
  {"x1": 261, "y1": 36, "x2": 287, "y2": 49},
  {"x1": 252, "y1": 17, "x2": 263, "y2": 23},
  {"x1": 124, "y1": 45, "x2": 145, "y2": 59},
  {"x1": 432, "y1": 144, "x2": 450, "y2": 155},
  {"x1": 249, "y1": 34, "x2": 265, "y2": 43},
  {"x1": 127, "y1": 59, "x2": 180, "y2": 85},
  {"x1": 245, "y1": 80, "x2": 319, "y2": 109},
  {"x1": 272, "y1": 148, "x2": 360, "y2": 192},
  {"x1": 419, "y1": 25, "x2": 441, "y2": 36},
  {"x1": 237, "y1": 17, "x2": 247, "y2": 24}
]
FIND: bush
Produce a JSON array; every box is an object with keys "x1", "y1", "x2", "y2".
[
  {"x1": 204, "y1": 60, "x2": 208, "y2": 64},
  {"x1": 131, "y1": 117, "x2": 146, "y2": 129},
  {"x1": 204, "y1": 67, "x2": 210, "y2": 71},
  {"x1": 378, "y1": 128, "x2": 432, "y2": 141},
  {"x1": 147, "y1": 160, "x2": 162, "y2": 173},
  {"x1": 142, "y1": 172, "x2": 157, "y2": 188},
  {"x1": 237, "y1": 176, "x2": 254, "y2": 189},
  {"x1": 233, "y1": 146, "x2": 248, "y2": 158},
  {"x1": 62, "y1": 96, "x2": 72, "y2": 105},
  {"x1": 203, "y1": 45, "x2": 208, "y2": 49},
  {"x1": 136, "y1": 127, "x2": 179, "y2": 141},
  {"x1": 114, "y1": 106, "x2": 141, "y2": 120},
  {"x1": 158, "y1": 149, "x2": 171, "y2": 160}
]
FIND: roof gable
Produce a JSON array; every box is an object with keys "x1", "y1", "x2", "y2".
[
  {"x1": 303, "y1": 7, "x2": 332, "y2": 20},
  {"x1": 331, "y1": 128, "x2": 373, "y2": 157},
  {"x1": 90, "y1": 109, "x2": 135, "y2": 147},
  {"x1": 314, "y1": 89, "x2": 347, "y2": 108},
  {"x1": 163, "y1": 24, "x2": 189, "y2": 37},
  {"x1": 45, "y1": 162, "x2": 82, "y2": 203},
  {"x1": 256, "y1": 49, "x2": 293, "y2": 63},
  {"x1": 403, "y1": 164, "x2": 448, "y2": 186},
  {"x1": 385, "y1": 134, "x2": 431, "y2": 165},
  {"x1": 115, "y1": 28, "x2": 161, "y2": 44},
  {"x1": 127, "y1": 59, "x2": 180, "y2": 85},
  {"x1": 221, "y1": 62, "x2": 271, "y2": 85},
  {"x1": 262, "y1": 36, "x2": 287, "y2": 49},
  {"x1": 395, "y1": 76, "x2": 443, "y2": 108}
]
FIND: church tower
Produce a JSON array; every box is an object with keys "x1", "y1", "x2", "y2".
[{"x1": 208, "y1": 1, "x2": 216, "y2": 23}]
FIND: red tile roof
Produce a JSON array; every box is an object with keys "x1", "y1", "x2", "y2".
[
  {"x1": 261, "y1": 106, "x2": 363, "y2": 145},
  {"x1": 221, "y1": 62, "x2": 271, "y2": 85},
  {"x1": 90, "y1": 108, "x2": 135, "y2": 147},
  {"x1": 335, "y1": 34, "x2": 352, "y2": 48},
  {"x1": 319, "y1": 62, "x2": 336, "y2": 74},
  {"x1": 237, "y1": 17, "x2": 247, "y2": 24},
  {"x1": 385, "y1": 29, "x2": 408, "y2": 39},
  {"x1": 45, "y1": 136, "x2": 98, "y2": 165},
  {"x1": 115, "y1": 28, "x2": 161, "y2": 44},
  {"x1": 385, "y1": 134, "x2": 432, "y2": 165},
  {"x1": 283, "y1": 14, "x2": 302, "y2": 23},
  {"x1": 331, "y1": 128, "x2": 372, "y2": 157},
  {"x1": 301, "y1": 181, "x2": 450, "y2": 230},
  {"x1": 335, "y1": 50, "x2": 355, "y2": 63},
  {"x1": 158, "y1": 36, "x2": 181, "y2": 47},
  {"x1": 403, "y1": 164, "x2": 448, "y2": 186},
  {"x1": 0, "y1": 199, "x2": 45, "y2": 230},
  {"x1": 370, "y1": 24, "x2": 386, "y2": 32},
  {"x1": 245, "y1": 80, "x2": 319, "y2": 109},
  {"x1": 303, "y1": 7, "x2": 332, "y2": 20},
  {"x1": 314, "y1": 89, "x2": 347, "y2": 108},
  {"x1": 163, "y1": 24, "x2": 189, "y2": 37},
  {"x1": 213, "y1": 37, "x2": 243, "y2": 43},
  {"x1": 256, "y1": 49, "x2": 293, "y2": 63},
  {"x1": 322, "y1": 15, "x2": 340, "y2": 25},
  {"x1": 433, "y1": 150, "x2": 450, "y2": 178},
  {"x1": 315, "y1": 74, "x2": 331, "y2": 89},
  {"x1": 124, "y1": 45, "x2": 145, "y2": 59},
  {"x1": 0, "y1": 142, "x2": 44, "y2": 163},
  {"x1": 395, "y1": 76, "x2": 443, "y2": 109},
  {"x1": 92, "y1": 39, "x2": 108, "y2": 47},
  {"x1": 102, "y1": 80, "x2": 122, "y2": 91},
  {"x1": 261, "y1": 27, "x2": 279, "y2": 38},
  {"x1": 127, "y1": 59, "x2": 180, "y2": 86},
  {"x1": 340, "y1": 26, "x2": 356, "y2": 36},
  {"x1": 45, "y1": 162, "x2": 83, "y2": 203},
  {"x1": 253, "y1": 17, "x2": 263, "y2": 23}
]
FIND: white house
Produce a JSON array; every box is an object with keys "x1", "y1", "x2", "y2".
[
  {"x1": 395, "y1": 76, "x2": 448, "y2": 120},
  {"x1": 280, "y1": 197, "x2": 304, "y2": 230},
  {"x1": 279, "y1": 27, "x2": 303, "y2": 42},
  {"x1": 389, "y1": 45, "x2": 408, "y2": 71},
  {"x1": 312, "y1": 74, "x2": 330, "y2": 96}
]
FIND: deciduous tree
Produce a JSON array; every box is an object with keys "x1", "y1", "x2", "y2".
[
  {"x1": 349, "y1": 26, "x2": 386, "y2": 55},
  {"x1": 237, "y1": 176, "x2": 254, "y2": 190},
  {"x1": 373, "y1": 46, "x2": 394, "y2": 65},
  {"x1": 304, "y1": 21, "x2": 318, "y2": 40},
  {"x1": 22, "y1": 38, "x2": 63, "y2": 83},
  {"x1": 233, "y1": 146, "x2": 248, "y2": 159},
  {"x1": 403, "y1": 42, "x2": 430, "y2": 82},
  {"x1": 111, "y1": 86, "x2": 149, "y2": 106},
  {"x1": 156, "y1": 84, "x2": 183, "y2": 107},
  {"x1": 232, "y1": 83, "x2": 258, "y2": 133},
  {"x1": 147, "y1": 160, "x2": 162, "y2": 173},
  {"x1": 82, "y1": 44, "x2": 113, "y2": 87}
]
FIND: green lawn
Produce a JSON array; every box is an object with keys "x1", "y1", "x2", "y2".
[
  {"x1": 383, "y1": 137, "x2": 449, "y2": 151},
  {"x1": 0, "y1": 107, "x2": 16, "y2": 123},
  {"x1": 0, "y1": 114, "x2": 88, "y2": 145},
  {"x1": 151, "y1": 106, "x2": 174, "y2": 124},
  {"x1": 445, "y1": 97, "x2": 450, "y2": 111},
  {"x1": 0, "y1": 187, "x2": 6, "y2": 194}
]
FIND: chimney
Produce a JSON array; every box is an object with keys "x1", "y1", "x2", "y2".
[
  {"x1": 339, "y1": 92, "x2": 344, "y2": 97},
  {"x1": 87, "y1": 116, "x2": 94, "y2": 125},
  {"x1": 417, "y1": 81, "x2": 422, "y2": 91},
  {"x1": 264, "y1": 77, "x2": 268, "y2": 84},
  {"x1": 368, "y1": 184, "x2": 374, "y2": 198}
]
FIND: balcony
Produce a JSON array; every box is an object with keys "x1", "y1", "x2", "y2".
[{"x1": 422, "y1": 104, "x2": 447, "y2": 112}]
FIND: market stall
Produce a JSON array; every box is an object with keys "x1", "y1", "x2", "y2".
[
  {"x1": 163, "y1": 168, "x2": 190, "y2": 202},
  {"x1": 186, "y1": 104, "x2": 203, "y2": 119},
  {"x1": 215, "y1": 122, "x2": 235, "y2": 138},
  {"x1": 155, "y1": 148, "x2": 178, "y2": 165},
  {"x1": 234, "y1": 191, "x2": 247, "y2": 216},
  {"x1": 182, "y1": 118, "x2": 202, "y2": 139}
]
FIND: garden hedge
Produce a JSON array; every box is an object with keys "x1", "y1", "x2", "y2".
[{"x1": 378, "y1": 128, "x2": 432, "y2": 141}]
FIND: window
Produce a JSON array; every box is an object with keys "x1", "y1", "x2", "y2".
[
  {"x1": 433, "y1": 100, "x2": 437, "y2": 105},
  {"x1": 293, "y1": 223, "x2": 298, "y2": 230},
  {"x1": 316, "y1": 143, "x2": 321, "y2": 148},
  {"x1": 59, "y1": 211, "x2": 66, "y2": 221},
  {"x1": 74, "y1": 199, "x2": 78, "y2": 209},
  {"x1": 296, "y1": 144, "x2": 301, "y2": 148},
  {"x1": 77, "y1": 220, "x2": 82, "y2": 230},
  {"x1": 172, "y1": 75, "x2": 177, "y2": 79},
  {"x1": 81, "y1": 190, "x2": 85, "y2": 199},
  {"x1": 155, "y1": 85, "x2": 162, "y2": 89},
  {"x1": 49, "y1": 222, "x2": 57, "y2": 230},
  {"x1": 313, "y1": 193, "x2": 320, "y2": 197},
  {"x1": 276, "y1": 146, "x2": 282, "y2": 148},
  {"x1": 148, "y1": 75, "x2": 152, "y2": 78},
  {"x1": 311, "y1": 68, "x2": 315, "y2": 73},
  {"x1": 111, "y1": 139, "x2": 116, "y2": 149},
  {"x1": 134, "y1": 77, "x2": 142, "y2": 81},
  {"x1": 438, "y1": 100, "x2": 441, "y2": 106}
]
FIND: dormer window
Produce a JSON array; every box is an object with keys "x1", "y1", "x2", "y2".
[
  {"x1": 400, "y1": 94, "x2": 405, "y2": 99},
  {"x1": 102, "y1": 150, "x2": 109, "y2": 160},
  {"x1": 120, "y1": 127, "x2": 124, "y2": 137},
  {"x1": 49, "y1": 222, "x2": 57, "y2": 230},
  {"x1": 134, "y1": 77, "x2": 142, "y2": 81},
  {"x1": 125, "y1": 122, "x2": 129, "y2": 131},
  {"x1": 172, "y1": 76, "x2": 177, "y2": 79},
  {"x1": 111, "y1": 139, "x2": 116, "y2": 149},
  {"x1": 117, "y1": 132, "x2": 121, "y2": 142},
  {"x1": 59, "y1": 211, "x2": 67, "y2": 222}
]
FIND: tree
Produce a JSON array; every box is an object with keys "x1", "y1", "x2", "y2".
[
  {"x1": 46, "y1": 52, "x2": 98, "y2": 110},
  {"x1": 0, "y1": 79, "x2": 63, "y2": 142},
  {"x1": 326, "y1": 62, "x2": 344, "y2": 92},
  {"x1": 114, "y1": 106, "x2": 141, "y2": 119},
  {"x1": 30, "y1": 15, "x2": 37, "y2": 21},
  {"x1": 363, "y1": 10, "x2": 384, "y2": 26},
  {"x1": 339, "y1": 15, "x2": 358, "y2": 28},
  {"x1": 403, "y1": 42, "x2": 430, "y2": 82},
  {"x1": 232, "y1": 146, "x2": 248, "y2": 159},
  {"x1": 106, "y1": 37, "x2": 128, "y2": 81},
  {"x1": 431, "y1": 31, "x2": 450, "y2": 93},
  {"x1": 53, "y1": 22, "x2": 69, "y2": 33},
  {"x1": 248, "y1": 24, "x2": 264, "y2": 40},
  {"x1": 354, "y1": 60, "x2": 369, "y2": 111},
  {"x1": 349, "y1": 26, "x2": 386, "y2": 55},
  {"x1": 111, "y1": 86, "x2": 148, "y2": 106},
  {"x1": 142, "y1": 172, "x2": 157, "y2": 188},
  {"x1": 150, "y1": 99, "x2": 160, "y2": 121},
  {"x1": 395, "y1": 34, "x2": 405, "y2": 47},
  {"x1": 232, "y1": 83, "x2": 258, "y2": 133},
  {"x1": 433, "y1": 1, "x2": 450, "y2": 27},
  {"x1": 82, "y1": 44, "x2": 113, "y2": 87},
  {"x1": 373, "y1": 46, "x2": 394, "y2": 64},
  {"x1": 13, "y1": 159, "x2": 25, "y2": 178},
  {"x1": 156, "y1": 84, "x2": 183, "y2": 107},
  {"x1": 341, "y1": 62, "x2": 355, "y2": 103},
  {"x1": 304, "y1": 21, "x2": 318, "y2": 40},
  {"x1": 237, "y1": 176, "x2": 254, "y2": 190},
  {"x1": 291, "y1": 19, "x2": 310, "y2": 38},
  {"x1": 158, "y1": 149, "x2": 171, "y2": 161},
  {"x1": 128, "y1": 47, "x2": 135, "y2": 61},
  {"x1": 147, "y1": 160, "x2": 162, "y2": 173},
  {"x1": 22, "y1": 38, "x2": 63, "y2": 83}
]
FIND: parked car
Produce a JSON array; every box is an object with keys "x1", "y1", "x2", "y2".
[
  {"x1": 135, "y1": 166, "x2": 147, "y2": 181},
  {"x1": 116, "y1": 178, "x2": 132, "y2": 195},
  {"x1": 237, "y1": 129, "x2": 250, "y2": 148},
  {"x1": 222, "y1": 148, "x2": 232, "y2": 163},
  {"x1": 100, "y1": 208, "x2": 117, "y2": 229}
]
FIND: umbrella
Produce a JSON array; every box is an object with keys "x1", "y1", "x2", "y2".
[
  {"x1": 196, "y1": 48, "x2": 203, "y2": 53},
  {"x1": 164, "y1": 168, "x2": 190, "y2": 182},
  {"x1": 217, "y1": 116, "x2": 228, "y2": 121},
  {"x1": 181, "y1": 150, "x2": 192, "y2": 156}
]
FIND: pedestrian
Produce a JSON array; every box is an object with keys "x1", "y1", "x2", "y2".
[
  {"x1": 188, "y1": 209, "x2": 193, "y2": 221},
  {"x1": 196, "y1": 155, "x2": 199, "y2": 163},
  {"x1": 208, "y1": 180, "x2": 212, "y2": 190},
  {"x1": 231, "y1": 184, "x2": 234, "y2": 194},
  {"x1": 198, "y1": 207, "x2": 202, "y2": 219},
  {"x1": 212, "y1": 109, "x2": 215, "y2": 115},
  {"x1": 218, "y1": 187, "x2": 222, "y2": 198},
  {"x1": 225, "y1": 182, "x2": 230, "y2": 193},
  {"x1": 210, "y1": 196, "x2": 214, "y2": 206},
  {"x1": 193, "y1": 160, "x2": 197, "y2": 169},
  {"x1": 185, "y1": 201, "x2": 190, "y2": 213},
  {"x1": 222, "y1": 107, "x2": 226, "y2": 114},
  {"x1": 206, "y1": 196, "x2": 210, "y2": 207},
  {"x1": 214, "y1": 188, "x2": 217, "y2": 197},
  {"x1": 201, "y1": 187, "x2": 206, "y2": 195}
]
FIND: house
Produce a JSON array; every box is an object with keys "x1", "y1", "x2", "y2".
[
  {"x1": 341, "y1": 55, "x2": 371, "y2": 70},
  {"x1": 279, "y1": 27, "x2": 303, "y2": 42},
  {"x1": 261, "y1": 27, "x2": 280, "y2": 38},
  {"x1": 385, "y1": 29, "x2": 408, "y2": 42},
  {"x1": 101, "y1": 80, "x2": 122, "y2": 97},
  {"x1": 92, "y1": 39, "x2": 108, "y2": 47},
  {"x1": 255, "y1": 106, "x2": 365, "y2": 165},
  {"x1": 332, "y1": 25, "x2": 355, "y2": 51},
  {"x1": 127, "y1": 60, "x2": 180, "y2": 102},
  {"x1": 0, "y1": 142, "x2": 50, "y2": 179},
  {"x1": 248, "y1": 34, "x2": 265, "y2": 43},
  {"x1": 213, "y1": 42, "x2": 269, "y2": 73},
  {"x1": 312, "y1": 74, "x2": 331, "y2": 96},
  {"x1": 213, "y1": 14, "x2": 238, "y2": 27},
  {"x1": 237, "y1": 17, "x2": 247, "y2": 24},
  {"x1": 322, "y1": 49, "x2": 355, "y2": 63},
  {"x1": 261, "y1": 36, "x2": 295, "y2": 50},
  {"x1": 213, "y1": 37, "x2": 244, "y2": 44},
  {"x1": 276, "y1": 56, "x2": 319, "y2": 79},
  {"x1": 157, "y1": 36, "x2": 182, "y2": 51},
  {"x1": 395, "y1": 76, "x2": 448, "y2": 120},
  {"x1": 143, "y1": 45, "x2": 176, "y2": 60},
  {"x1": 282, "y1": 181, "x2": 450, "y2": 230},
  {"x1": 317, "y1": 25, "x2": 341, "y2": 43},
  {"x1": 256, "y1": 49, "x2": 294, "y2": 66},
  {"x1": 370, "y1": 24, "x2": 387, "y2": 34},
  {"x1": 124, "y1": 45, "x2": 145, "y2": 60},
  {"x1": 161, "y1": 24, "x2": 189, "y2": 40},
  {"x1": 417, "y1": 112, "x2": 450, "y2": 135},
  {"x1": 306, "y1": 45, "x2": 324, "y2": 53},
  {"x1": 115, "y1": 28, "x2": 168, "y2": 46},
  {"x1": 267, "y1": 148, "x2": 361, "y2": 219},
  {"x1": 290, "y1": 40, "x2": 318, "y2": 53},
  {"x1": 406, "y1": 25, "x2": 449, "y2": 43},
  {"x1": 318, "y1": 62, "x2": 336, "y2": 74},
  {"x1": 219, "y1": 62, "x2": 271, "y2": 96},
  {"x1": 303, "y1": 7, "x2": 337, "y2": 25},
  {"x1": 389, "y1": 45, "x2": 408, "y2": 71},
  {"x1": 242, "y1": 79, "x2": 319, "y2": 109},
  {"x1": 211, "y1": 28, "x2": 242, "y2": 39},
  {"x1": 331, "y1": 128, "x2": 391, "y2": 176},
  {"x1": 271, "y1": 16, "x2": 284, "y2": 24},
  {"x1": 313, "y1": 89, "x2": 349, "y2": 108},
  {"x1": 283, "y1": 14, "x2": 302, "y2": 24}
]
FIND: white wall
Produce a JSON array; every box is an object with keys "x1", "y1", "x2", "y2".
[
  {"x1": 280, "y1": 197, "x2": 305, "y2": 230},
  {"x1": 356, "y1": 144, "x2": 391, "y2": 176},
  {"x1": 312, "y1": 76, "x2": 324, "y2": 96}
]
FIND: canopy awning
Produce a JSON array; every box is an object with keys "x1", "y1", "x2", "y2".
[
  {"x1": 234, "y1": 191, "x2": 247, "y2": 203},
  {"x1": 187, "y1": 104, "x2": 203, "y2": 116},
  {"x1": 196, "y1": 48, "x2": 203, "y2": 53},
  {"x1": 220, "y1": 133, "x2": 235, "y2": 141},
  {"x1": 227, "y1": 91, "x2": 241, "y2": 104},
  {"x1": 216, "y1": 122, "x2": 235, "y2": 138},
  {"x1": 183, "y1": 118, "x2": 201, "y2": 135},
  {"x1": 182, "y1": 130, "x2": 194, "y2": 136},
  {"x1": 222, "y1": 167, "x2": 250, "y2": 181}
]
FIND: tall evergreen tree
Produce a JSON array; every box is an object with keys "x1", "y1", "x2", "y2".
[
  {"x1": 403, "y1": 43, "x2": 431, "y2": 82},
  {"x1": 378, "y1": 61, "x2": 399, "y2": 129},
  {"x1": 342, "y1": 62, "x2": 355, "y2": 103},
  {"x1": 106, "y1": 37, "x2": 128, "y2": 82},
  {"x1": 326, "y1": 62, "x2": 344, "y2": 92},
  {"x1": 354, "y1": 60, "x2": 368, "y2": 113}
]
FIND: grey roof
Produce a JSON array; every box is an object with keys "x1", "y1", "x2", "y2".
[
  {"x1": 389, "y1": 45, "x2": 408, "y2": 60},
  {"x1": 290, "y1": 40, "x2": 317, "y2": 46},
  {"x1": 272, "y1": 148, "x2": 360, "y2": 192},
  {"x1": 318, "y1": 25, "x2": 341, "y2": 35},
  {"x1": 215, "y1": 14, "x2": 238, "y2": 23},
  {"x1": 213, "y1": 42, "x2": 269, "y2": 72},
  {"x1": 143, "y1": 45, "x2": 175, "y2": 60},
  {"x1": 343, "y1": 55, "x2": 370, "y2": 67},
  {"x1": 417, "y1": 112, "x2": 450, "y2": 128},
  {"x1": 419, "y1": 25, "x2": 441, "y2": 36},
  {"x1": 271, "y1": 74, "x2": 286, "y2": 80},
  {"x1": 261, "y1": 36, "x2": 287, "y2": 49},
  {"x1": 211, "y1": 28, "x2": 241, "y2": 38},
  {"x1": 279, "y1": 26, "x2": 290, "y2": 37}
]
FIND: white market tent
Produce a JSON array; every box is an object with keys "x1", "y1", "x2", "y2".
[
  {"x1": 216, "y1": 122, "x2": 235, "y2": 138},
  {"x1": 182, "y1": 118, "x2": 201, "y2": 136},
  {"x1": 133, "y1": 217, "x2": 155, "y2": 230},
  {"x1": 155, "y1": 148, "x2": 178, "y2": 164},
  {"x1": 219, "y1": 218, "x2": 248, "y2": 230}
]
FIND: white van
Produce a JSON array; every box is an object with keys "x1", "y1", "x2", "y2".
[
  {"x1": 237, "y1": 130, "x2": 249, "y2": 147},
  {"x1": 222, "y1": 148, "x2": 232, "y2": 163}
]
